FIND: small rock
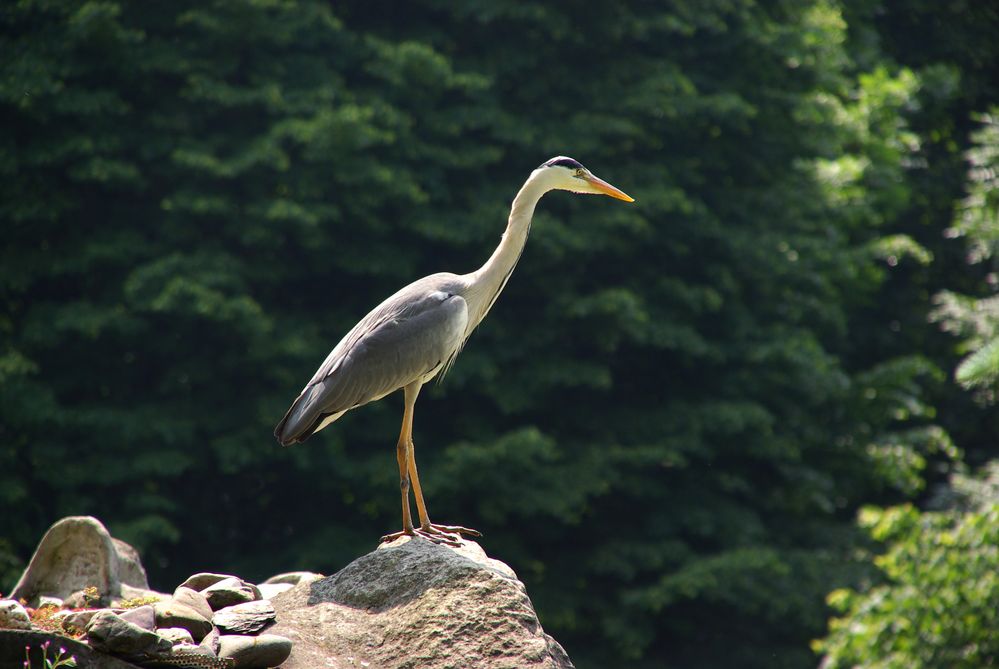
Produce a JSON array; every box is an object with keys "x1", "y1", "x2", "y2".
[
  {"x1": 173, "y1": 586, "x2": 214, "y2": 621},
  {"x1": 255, "y1": 583, "x2": 292, "y2": 600},
  {"x1": 203, "y1": 578, "x2": 261, "y2": 611},
  {"x1": 212, "y1": 600, "x2": 276, "y2": 635},
  {"x1": 154, "y1": 599, "x2": 213, "y2": 642},
  {"x1": 37, "y1": 595, "x2": 63, "y2": 608},
  {"x1": 52, "y1": 607, "x2": 100, "y2": 633},
  {"x1": 260, "y1": 571, "x2": 323, "y2": 586},
  {"x1": 119, "y1": 604, "x2": 155, "y2": 631},
  {"x1": 113, "y1": 583, "x2": 167, "y2": 608},
  {"x1": 218, "y1": 633, "x2": 292, "y2": 669},
  {"x1": 179, "y1": 572, "x2": 234, "y2": 592},
  {"x1": 63, "y1": 588, "x2": 101, "y2": 609},
  {"x1": 199, "y1": 626, "x2": 222, "y2": 655},
  {"x1": 0, "y1": 600, "x2": 31, "y2": 630},
  {"x1": 158, "y1": 626, "x2": 194, "y2": 645},
  {"x1": 85, "y1": 609, "x2": 172, "y2": 657}
]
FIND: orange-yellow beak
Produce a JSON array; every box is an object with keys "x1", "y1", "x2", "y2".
[{"x1": 583, "y1": 174, "x2": 635, "y2": 202}]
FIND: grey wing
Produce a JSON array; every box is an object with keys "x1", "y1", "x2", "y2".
[{"x1": 274, "y1": 285, "x2": 468, "y2": 445}]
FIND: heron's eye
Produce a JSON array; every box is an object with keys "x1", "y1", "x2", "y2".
[{"x1": 575, "y1": 168, "x2": 585, "y2": 177}]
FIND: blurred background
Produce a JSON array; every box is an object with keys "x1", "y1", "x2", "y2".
[{"x1": 2, "y1": 1, "x2": 997, "y2": 667}]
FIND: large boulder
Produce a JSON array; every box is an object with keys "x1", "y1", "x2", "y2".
[
  {"x1": 270, "y1": 536, "x2": 574, "y2": 669},
  {"x1": 10, "y1": 516, "x2": 159, "y2": 607}
]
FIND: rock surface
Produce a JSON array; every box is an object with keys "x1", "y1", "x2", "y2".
[
  {"x1": 156, "y1": 626, "x2": 194, "y2": 645},
  {"x1": 255, "y1": 582, "x2": 292, "y2": 600},
  {"x1": 212, "y1": 600, "x2": 276, "y2": 635},
  {"x1": 218, "y1": 633, "x2": 292, "y2": 668},
  {"x1": 260, "y1": 571, "x2": 324, "y2": 586},
  {"x1": 119, "y1": 604, "x2": 156, "y2": 631},
  {"x1": 0, "y1": 599, "x2": 32, "y2": 630},
  {"x1": 10, "y1": 516, "x2": 158, "y2": 607},
  {"x1": 179, "y1": 572, "x2": 233, "y2": 592},
  {"x1": 270, "y1": 536, "x2": 574, "y2": 669},
  {"x1": 203, "y1": 577, "x2": 261, "y2": 611},
  {"x1": 52, "y1": 607, "x2": 101, "y2": 633},
  {"x1": 153, "y1": 599, "x2": 213, "y2": 642},
  {"x1": 85, "y1": 610, "x2": 172, "y2": 658},
  {"x1": 173, "y1": 585, "x2": 215, "y2": 621}
]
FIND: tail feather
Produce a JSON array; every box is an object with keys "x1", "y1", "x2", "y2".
[
  {"x1": 274, "y1": 383, "x2": 347, "y2": 445},
  {"x1": 274, "y1": 385, "x2": 321, "y2": 445}
]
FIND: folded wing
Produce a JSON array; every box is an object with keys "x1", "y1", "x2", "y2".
[{"x1": 274, "y1": 280, "x2": 468, "y2": 445}]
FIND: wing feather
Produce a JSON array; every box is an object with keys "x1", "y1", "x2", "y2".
[{"x1": 275, "y1": 275, "x2": 468, "y2": 445}]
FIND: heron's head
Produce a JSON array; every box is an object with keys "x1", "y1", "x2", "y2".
[{"x1": 534, "y1": 156, "x2": 634, "y2": 202}]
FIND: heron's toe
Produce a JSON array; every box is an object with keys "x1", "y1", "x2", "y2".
[{"x1": 428, "y1": 523, "x2": 482, "y2": 538}]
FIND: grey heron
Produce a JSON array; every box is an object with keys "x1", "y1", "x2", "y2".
[{"x1": 275, "y1": 156, "x2": 634, "y2": 545}]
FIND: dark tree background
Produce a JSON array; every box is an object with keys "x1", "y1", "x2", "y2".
[{"x1": 2, "y1": 2, "x2": 996, "y2": 668}]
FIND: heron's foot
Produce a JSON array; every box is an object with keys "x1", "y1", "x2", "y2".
[
  {"x1": 379, "y1": 523, "x2": 481, "y2": 547},
  {"x1": 423, "y1": 522, "x2": 482, "y2": 539}
]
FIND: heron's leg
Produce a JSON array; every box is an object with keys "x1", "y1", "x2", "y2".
[
  {"x1": 382, "y1": 383, "x2": 423, "y2": 543},
  {"x1": 380, "y1": 382, "x2": 480, "y2": 546},
  {"x1": 407, "y1": 440, "x2": 431, "y2": 529},
  {"x1": 408, "y1": 442, "x2": 481, "y2": 540},
  {"x1": 396, "y1": 393, "x2": 416, "y2": 534},
  {"x1": 404, "y1": 388, "x2": 480, "y2": 540},
  {"x1": 397, "y1": 433, "x2": 415, "y2": 534}
]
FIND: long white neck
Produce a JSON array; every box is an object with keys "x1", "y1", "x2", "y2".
[{"x1": 462, "y1": 170, "x2": 551, "y2": 332}]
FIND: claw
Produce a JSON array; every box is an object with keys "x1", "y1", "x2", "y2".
[
  {"x1": 427, "y1": 523, "x2": 482, "y2": 538},
  {"x1": 379, "y1": 522, "x2": 481, "y2": 547}
]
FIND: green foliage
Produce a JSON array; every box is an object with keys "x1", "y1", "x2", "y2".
[
  {"x1": 932, "y1": 111, "x2": 999, "y2": 399},
  {"x1": 0, "y1": 2, "x2": 996, "y2": 668},
  {"x1": 816, "y1": 80, "x2": 999, "y2": 669},
  {"x1": 817, "y1": 466, "x2": 999, "y2": 669}
]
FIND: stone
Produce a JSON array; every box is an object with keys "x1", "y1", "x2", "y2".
[
  {"x1": 260, "y1": 571, "x2": 324, "y2": 586},
  {"x1": 218, "y1": 633, "x2": 292, "y2": 669},
  {"x1": 212, "y1": 600, "x2": 276, "y2": 635},
  {"x1": 153, "y1": 599, "x2": 213, "y2": 642},
  {"x1": 113, "y1": 583, "x2": 167, "y2": 608},
  {"x1": 0, "y1": 599, "x2": 31, "y2": 630},
  {"x1": 85, "y1": 609, "x2": 172, "y2": 658},
  {"x1": 202, "y1": 577, "x2": 261, "y2": 611},
  {"x1": 199, "y1": 626, "x2": 222, "y2": 655},
  {"x1": 118, "y1": 604, "x2": 155, "y2": 631},
  {"x1": 157, "y1": 626, "x2": 194, "y2": 645},
  {"x1": 173, "y1": 585, "x2": 215, "y2": 621},
  {"x1": 257, "y1": 572, "x2": 321, "y2": 600},
  {"x1": 52, "y1": 607, "x2": 101, "y2": 634},
  {"x1": 270, "y1": 537, "x2": 573, "y2": 669},
  {"x1": 179, "y1": 572, "x2": 234, "y2": 592},
  {"x1": 37, "y1": 595, "x2": 64, "y2": 608},
  {"x1": 112, "y1": 539, "x2": 148, "y2": 592},
  {"x1": 64, "y1": 588, "x2": 102, "y2": 608},
  {"x1": 1, "y1": 629, "x2": 142, "y2": 668},
  {"x1": 255, "y1": 583, "x2": 293, "y2": 600},
  {"x1": 10, "y1": 516, "x2": 151, "y2": 607}
]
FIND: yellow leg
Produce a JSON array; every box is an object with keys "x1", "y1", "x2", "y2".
[
  {"x1": 408, "y1": 443, "x2": 431, "y2": 529},
  {"x1": 397, "y1": 431, "x2": 414, "y2": 534},
  {"x1": 380, "y1": 382, "x2": 481, "y2": 546}
]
